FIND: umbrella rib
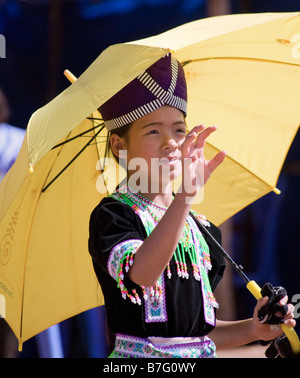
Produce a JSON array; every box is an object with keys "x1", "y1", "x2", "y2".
[
  {"x1": 51, "y1": 120, "x2": 104, "y2": 149},
  {"x1": 182, "y1": 56, "x2": 300, "y2": 68},
  {"x1": 41, "y1": 125, "x2": 104, "y2": 192}
]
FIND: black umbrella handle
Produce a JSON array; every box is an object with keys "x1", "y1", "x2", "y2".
[{"x1": 246, "y1": 280, "x2": 300, "y2": 354}]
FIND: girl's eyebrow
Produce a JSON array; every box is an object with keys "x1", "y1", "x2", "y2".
[
  {"x1": 141, "y1": 122, "x2": 162, "y2": 129},
  {"x1": 141, "y1": 121, "x2": 186, "y2": 129}
]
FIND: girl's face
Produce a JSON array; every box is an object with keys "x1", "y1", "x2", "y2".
[{"x1": 114, "y1": 105, "x2": 187, "y2": 192}]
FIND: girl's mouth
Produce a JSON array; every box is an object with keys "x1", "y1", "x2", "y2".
[{"x1": 159, "y1": 156, "x2": 180, "y2": 164}]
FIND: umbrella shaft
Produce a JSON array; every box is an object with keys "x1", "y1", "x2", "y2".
[
  {"x1": 196, "y1": 220, "x2": 250, "y2": 284},
  {"x1": 233, "y1": 262, "x2": 251, "y2": 284}
]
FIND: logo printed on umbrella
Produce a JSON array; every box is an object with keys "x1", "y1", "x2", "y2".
[
  {"x1": 0, "y1": 234, "x2": 13, "y2": 266},
  {"x1": 0, "y1": 210, "x2": 19, "y2": 265}
]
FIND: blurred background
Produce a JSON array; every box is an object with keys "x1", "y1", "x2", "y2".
[{"x1": 0, "y1": 0, "x2": 299, "y2": 357}]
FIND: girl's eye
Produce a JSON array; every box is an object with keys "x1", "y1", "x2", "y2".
[
  {"x1": 176, "y1": 128, "x2": 186, "y2": 134},
  {"x1": 147, "y1": 129, "x2": 159, "y2": 135}
]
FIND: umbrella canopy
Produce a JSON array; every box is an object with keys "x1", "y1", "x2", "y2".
[
  {"x1": 1, "y1": 12, "x2": 300, "y2": 349},
  {"x1": 25, "y1": 11, "x2": 300, "y2": 226},
  {"x1": 0, "y1": 113, "x2": 106, "y2": 349}
]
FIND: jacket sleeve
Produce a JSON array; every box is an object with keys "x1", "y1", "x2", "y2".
[{"x1": 88, "y1": 197, "x2": 147, "y2": 290}]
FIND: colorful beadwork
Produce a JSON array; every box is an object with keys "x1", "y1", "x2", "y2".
[
  {"x1": 108, "y1": 239, "x2": 143, "y2": 304},
  {"x1": 144, "y1": 274, "x2": 168, "y2": 323},
  {"x1": 109, "y1": 333, "x2": 217, "y2": 358},
  {"x1": 108, "y1": 185, "x2": 219, "y2": 324}
]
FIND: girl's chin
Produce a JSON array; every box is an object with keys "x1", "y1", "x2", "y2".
[{"x1": 126, "y1": 164, "x2": 182, "y2": 193}]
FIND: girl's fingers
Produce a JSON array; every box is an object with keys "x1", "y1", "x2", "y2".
[
  {"x1": 283, "y1": 304, "x2": 296, "y2": 327},
  {"x1": 207, "y1": 150, "x2": 227, "y2": 173},
  {"x1": 279, "y1": 296, "x2": 288, "y2": 306},
  {"x1": 255, "y1": 296, "x2": 269, "y2": 313},
  {"x1": 194, "y1": 126, "x2": 217, "y2": 150},
  {"x1": 181, "y1": 125, "x2": 226, "y2": 180},
  {"x1": 189, "y1": 124, "x2": 206, "y2": 134},
  {"x1": 180, "y1": 132, "x2": 196, "y2": 156},
  {"x1": 180, "y1": 126, "x2": 203, "y2": 155},
  {"x1": 181, "y1": 125, "x2": 213, "y2": 156}
]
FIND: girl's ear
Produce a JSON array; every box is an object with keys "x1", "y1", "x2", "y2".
[{"x1": 110, "y1": 134, "x2": 126, "y2": 158}]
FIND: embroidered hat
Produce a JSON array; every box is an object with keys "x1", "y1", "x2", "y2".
[{"x1": 99, "y1": 53, "x2": 187, "y2": 131}]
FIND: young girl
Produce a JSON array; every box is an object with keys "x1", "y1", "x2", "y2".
[{"x1": 88, "y1": 53, "x2": 295, "y2": 358}]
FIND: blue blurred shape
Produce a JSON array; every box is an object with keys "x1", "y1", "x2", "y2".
[
  {"x1": 77, "y1": 0, "x2": 184, "y2": 20},
  {"x1": 0, "y1": 123, "x2": 25, "y2": 179},
  {"x1": 36, "y1": 325, "x2": 64, "y2": 358}
]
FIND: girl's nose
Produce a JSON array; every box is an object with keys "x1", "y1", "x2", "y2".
[{"x1": 162, "y1": 136, "x2": 178, "y2": 150}]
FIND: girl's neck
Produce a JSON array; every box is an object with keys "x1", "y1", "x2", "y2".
[
  {"x1": 145, "y1": 191, "x2": 173, "y2": 208},
  {"x1": 127, "y1": 182, "x2": 173, "y2": 208}
]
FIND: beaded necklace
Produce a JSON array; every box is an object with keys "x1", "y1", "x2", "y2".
[{"x1": 111, "y1": 185, "x2": 212, "y2": 282}]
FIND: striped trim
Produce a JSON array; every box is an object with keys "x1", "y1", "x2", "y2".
[
  {"x1": 109, "y1": 333, "x2": 217, "y2": 358},
  {"x1": 105, "y1": 57, "x2": 187, "y2": 131},
  {"x1": 105, "y1": 98, "x2": 164, "y2": 131},
  {"x1": 169, "y1": 58, "x2": 178, "y2": 94}
]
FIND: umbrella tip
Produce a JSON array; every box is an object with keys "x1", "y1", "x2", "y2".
[
  {"x1": 64, "y1": 69, "x2": 77, "y2": 84},
  {"x1": 273, "y1": 187, "x2": 281, "y2": 195}
]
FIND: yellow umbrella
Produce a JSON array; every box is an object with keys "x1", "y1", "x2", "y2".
[
  {"x1": 0, "y1": 112, "x2": 106, "y2": 350},
  {"x1": 1, "y1": 12, "x2": 300, "y2": 351},
  {"x1": 26, "y1": 12, "x2": 300, "y2": 226}
]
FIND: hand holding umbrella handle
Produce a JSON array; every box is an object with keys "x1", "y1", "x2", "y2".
[{"x1": 247, "y1": 280, "x2": 300, "y2": 355}]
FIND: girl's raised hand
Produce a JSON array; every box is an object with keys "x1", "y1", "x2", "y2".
[{"x1": 179, "y1": 125, "x2": 226, "y2": 201}]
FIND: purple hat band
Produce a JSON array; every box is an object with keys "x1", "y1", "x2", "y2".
[{"x1": 99, "y1": 54, "x2": 187, "y2": 131}]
